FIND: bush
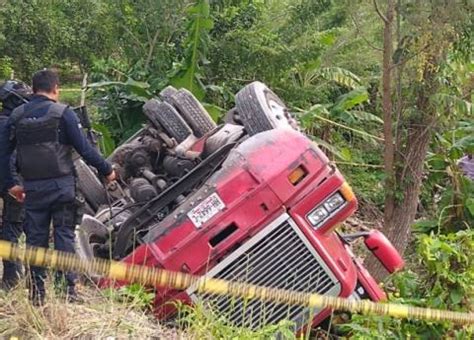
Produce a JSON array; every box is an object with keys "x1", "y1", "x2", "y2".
[
  {"x1": 0, "y1": 57, "x2": 13, "y2": 80},
  {"x1": 341, "y1": 229, "x2": 474, "y2": 339},
  {"x1": 175, "y1": 301, "x2": 296, "y2": 340}
]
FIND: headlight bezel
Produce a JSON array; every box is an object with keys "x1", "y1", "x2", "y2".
[
  {"x1": 307, "y1": 206, "x2": 330, "y2": 226},
  {"x1": 306, "y1": 191, "x2": 347, "y2": 229},
  {"x1": 323, "y1": 192, "x2": 345, "y2": 213}
]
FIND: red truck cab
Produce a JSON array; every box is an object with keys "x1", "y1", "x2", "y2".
[
  {"x1": 81, "y1": 82, "x2": 403, "y2": 332},
  {"x1": 118, "y1": 128, "x2": 399, "y2": 330}
]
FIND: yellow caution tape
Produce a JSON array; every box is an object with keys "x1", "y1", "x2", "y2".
[{"x1": 0, "y1": 240, "x2": 472, "y2": 325}]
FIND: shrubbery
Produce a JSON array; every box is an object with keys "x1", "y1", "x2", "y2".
[{"x1": 342, "y1": 229, "x2": 473, "y2": 339}]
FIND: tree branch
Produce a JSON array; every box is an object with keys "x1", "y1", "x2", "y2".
[
  {"x1": 374, "y1": 0, "x2": 389, "y2": 24},
  {"x1": 381, "y1": 0, "x2": 396, "y2": 225},
  {"x1": 349, "y1": 12, "x2": 383, "y2": 51},
  {"x1": 145, "y1": 30, "x2": 160, "y2": 69},
  {"x1": 389, "y1": 43, "x2": 431, "y2": 70}
]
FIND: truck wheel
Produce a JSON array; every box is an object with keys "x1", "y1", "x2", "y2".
[
  {"x1": 159, "y1": 85, "x2": 178, "y2": 102},
  {"x1": 169, "y1": 89, "x2": 216, "y2": 137},
  {"x1": 75, "y1": 159, "x2": 107, "y2": 211},
  {"x1": 235, "y1": 81, "x2": 299, "y2": 136},
  {"x1": 76, "y1": 214, "x2": 111, "y2": 265},
  {"x1": 143, "y1": 99, "x2": 192, "y2": 143}
]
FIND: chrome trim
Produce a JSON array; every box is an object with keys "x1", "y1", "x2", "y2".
[
  {"x1": 187, "y1": 213, "x2": 341, "y2": 330},
  {"x1": 306, "y1": 192, "x2": 348, "y2": 229}
]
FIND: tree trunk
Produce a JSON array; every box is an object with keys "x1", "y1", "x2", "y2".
[
  {"x1": 366, "y1": 62, "x2": 438, "y2": 281},
  {"x1": 386, "y1": 122, "x2": 432, "y2": 250},
  {"x1": 364, "y1": 0, "x2": 397, "y2": 282},
  {"x1": 365, "y1": 0, "x2": 431, "y2": 281},
  {"x1": 366, "y1": 117, "x2": 433, "y2": 280},
  {"x1": 365, "y1": 1, "x2": 464, "y2": 282}
]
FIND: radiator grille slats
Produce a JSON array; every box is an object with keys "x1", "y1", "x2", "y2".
[{"x1": 189, "y1": 216, "x2": 341, "y2": 330}]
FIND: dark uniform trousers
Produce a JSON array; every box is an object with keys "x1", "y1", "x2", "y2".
[
  {"x1": 24, "y1": 175, "x2": 77, "y2": 299},
  {"x1": 1, "y1": 193, "x2": 24, "y2": 288}
]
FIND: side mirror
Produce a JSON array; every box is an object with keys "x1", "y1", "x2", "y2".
[{"x1": 364, "y1": 230, "x2": 405, "y2": 273}]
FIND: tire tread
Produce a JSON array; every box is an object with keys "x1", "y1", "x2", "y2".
[
  {"x1": 169, "y1": 89, "x2": 216, "y2": 137},
  {"x1": 235, "y1": 84, "x2": 274, "y2": 135}
]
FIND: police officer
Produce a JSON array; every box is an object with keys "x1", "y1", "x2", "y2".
[
  {"x1": 0, "y1": 80, "x2": 31, "y2": 289},
  {"x1": 0, "y1": 70, "x2": 116, "y2": 304}
]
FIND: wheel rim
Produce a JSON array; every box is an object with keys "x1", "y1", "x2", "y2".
[{"x1": 254, "y1": 82, "x2": 295, "y2": 130}]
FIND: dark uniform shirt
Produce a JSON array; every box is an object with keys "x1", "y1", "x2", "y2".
[{"x1": 0, "y1": 95, "x2": 111, "y2": 190}]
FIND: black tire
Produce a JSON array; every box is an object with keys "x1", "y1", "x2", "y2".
[
  {"x1": 235, "y1": 81, "x2": 299, "y2": 136},
  {"x1": 169, "y1": 89, "x2": 216, "y2": 137},
  {"x1": 75, "y1": 159, "x2": 107, "y2": 211},
  {"x1": 159, "y1": 85, "x2": 178, "y2": 102},
  {"x1": 143, "y1": 99, "x2": 192, "y2": 143}
]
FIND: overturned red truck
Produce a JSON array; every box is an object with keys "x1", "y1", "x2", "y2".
[{"x1": 74, "y1": 82, "x2": 404, "y2": 331}]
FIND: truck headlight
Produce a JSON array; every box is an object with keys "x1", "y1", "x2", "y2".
[
  {"x1": 307, "y1": 192, "x2": 346, "y2": 228},
  {"x1": 323, "y1": 193, "x2": 345, "y2": 212},
  {"x1": 307, "y1": 206, "x2": 329, "y2": 226}
]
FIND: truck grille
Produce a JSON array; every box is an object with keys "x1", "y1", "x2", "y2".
[{"x1": 188, "y1": 214, "x2": 341, "y2": 330}]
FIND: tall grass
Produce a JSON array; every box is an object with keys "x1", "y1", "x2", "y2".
[
  {"x1": 0, "y1": 279, "x2": 179, "y2": 339},
  {"x1": 0, "y1": 279, "x2": 307, "y2": 339},
  {"x1": 175, "y1": 301, "x2": 297, "y2": 340}
]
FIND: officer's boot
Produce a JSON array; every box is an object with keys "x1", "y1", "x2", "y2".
[
  {"x1": 66, "y1": 275, "x2": 83, "y2": 303},
  {"x1": 25, "y1": 265, "x2": 46, "y2": 306},
  {"x1": 28, "y1": 279, "x2": 45, "y2": 306},
  {"x1": 1, "y1": 220, "x2": 24, "y2": 291},
  {"x1": 66, "y1": 286, "x2": 83, "y2": 303},
  {"x1": 55, "y1": 271, "x2": 82, "y2": 303},
  {"x1": 1, "y1": 259, "x2": 22, "y2": 291}
]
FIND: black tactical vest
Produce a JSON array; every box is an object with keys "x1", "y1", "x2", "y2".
[{"x1": 10, "y1": 102, "x2": 74, "y2": 181}]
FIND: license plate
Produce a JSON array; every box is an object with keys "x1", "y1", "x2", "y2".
[{"x1": 187, "y1": 193, "x2": 226, "y2": 228}]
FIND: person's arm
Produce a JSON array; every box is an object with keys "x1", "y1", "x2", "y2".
[
  {"x1": 61, "y1": 108, "x2": 113, "y2": 177},
  {"x1": 0, "y1": 118, "x2": 19, "y2": 190}
]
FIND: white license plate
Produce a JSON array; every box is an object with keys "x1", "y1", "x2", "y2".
[{"x1": 187, "y1": 193, "x2": 226, "y2": 228}]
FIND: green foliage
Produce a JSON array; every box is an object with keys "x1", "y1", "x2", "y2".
[
  {"x1": 300, "y1": 83, "x2": 383, "y2": 162},
  {"x1": 419, "y1": 120, "x2": 474, "y2": 232},
  {"x1": 93, "y1": 123, "x2": 116, "y2": 157},
  {"x1": 417, "y1": 231, "x2": 473, "y2": 310},
  {"x1": 170, "y1": 0, "x2": 214, "y2": 100},
  {"x1": 105, "y1": 0, "x2": 188, "y2": 76},
  {"x1": 90, "y1": 85, "x2": 145, "y2": 143},
  {"x1": 432, "y1": 93, "x2": 473, "y2": 118},
  {"x1": 0, "y1": 0, "x2": 115, "y2": 78},
  {"x1": 343, "y1": 164, "x2": 386, "y2": 207},
  {"x1": 88, "y1": 59, "x2": 154, "y2": 142},
  {"x1": 60, "y1": 88, "x2": 82, "y2": 107},
  {"x1": 103, "y1": 283, "x2": 155, "y2": 309},
  {"x1": 175, "y1": 301, "x2": 296, "y2": 339},
  {"x1": 206, "y1": 0, "x2": 362, "y2": 109},
  {"x1": 89, "y1": 0, "x2": 199, "y2": 144},
  {"x1": 88, "y1": 79, "x2": 152, "y2": 102},
  {"x1": 0, "y1": 56, "x2": 12, "y2": 80},
  {"x1": 2, "y1": 2, "x2": 472, "y2": 336},
  {"x1": 319, "y1": 67, "x2": 361, "y2": 90},
  {"x1": 86, "y1": 0, "x2": 387, "y2": 149},
  {"x1": 431, "y1": 58, "x2": 474, "y2": 122},
  {"x1": 342, "y1": 230, "x2": 474, "y2": 339}
]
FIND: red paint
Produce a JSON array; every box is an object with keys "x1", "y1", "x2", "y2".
[
  {"x1": 364, "y1": 230, "x2": 405, "y2": 273},
  {"x1": 110, "y1": 129, "x2": 402, "y2": 329},
  {"x1": 355, "y1": 259, "x2": 388, "y2": 301}
]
